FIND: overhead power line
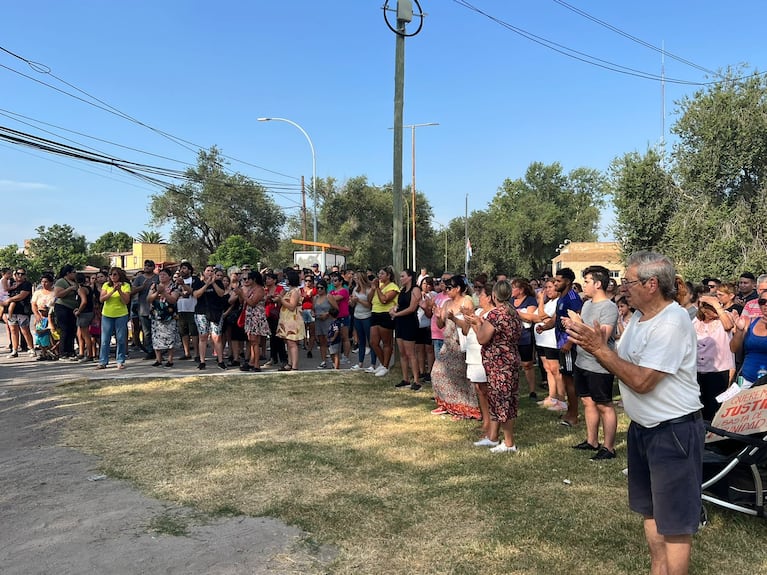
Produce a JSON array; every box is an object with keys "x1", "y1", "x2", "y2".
[
  {"x1": 0, "y1": 45, "x2": 300, "y2": 182},
  {"x1": 0, "y1": 125, "x2": 304, "y2": 204},
  {"x1": 550, "y1": 0, "x2": 720, "y2": 77},
  {"x1": 451, "y1": 0, "x2": 706, "y2": 85}
]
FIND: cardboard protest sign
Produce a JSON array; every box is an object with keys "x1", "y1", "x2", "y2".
[{"x1": 706, "y1": 385, "x2": 767, "y2": 443}]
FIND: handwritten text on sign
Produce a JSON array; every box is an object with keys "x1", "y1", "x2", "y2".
[{"x1": 707, "y1": 386, "x2": 767, "y2": 443}]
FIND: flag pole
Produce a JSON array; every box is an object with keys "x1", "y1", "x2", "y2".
[{"x1": 464, "y1": 193, "x2": 469, "y2": 276}]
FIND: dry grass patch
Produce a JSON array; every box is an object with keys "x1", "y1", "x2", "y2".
[{"x1": 58, "y1": 373, "x2": 767, "y2": 575}]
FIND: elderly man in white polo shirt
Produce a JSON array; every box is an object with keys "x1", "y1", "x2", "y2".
[{"x1": 567, "y1": 251, "x2": 703, "y2": 575}]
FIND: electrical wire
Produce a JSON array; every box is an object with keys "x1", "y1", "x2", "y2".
[
  {"x1": 0, "y1": 108, "x2": 304, "y2": 192},
  {"x1": 0, "y1": 125, "x2": 304, "y2": 202},
  {"x1": 550, "y1": 0, "x2": 720, "y2": 77},
  {"x1": 452, "y1": 0, "x2": 706, "y2": 85},
  {"x1": 0, "y1": 46, "x2": 300, "y2": 182}
]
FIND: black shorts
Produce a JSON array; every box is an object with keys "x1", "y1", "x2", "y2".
[
  {"x1": 177, "y1": 311, "x2": 199, "y2": 337},
  {"x1": 371, "y1": 312, "x2": 394, "y2": 331},
  {"x1": 558, "y1": 347, "x2": 577, "y2": 376},
  {"x1": 517, "y1": 343, "x2": 534, "y2": 362},
  {"x1": 573, "y1": 365, "x2": 615, "y2": 404},
  {"x1": 394, "y1": 314, "x2": 419, "y2": 342},
  {"x1": 536, "y1": 346, "x2": 559, "y2": 361},
  {"x1": 415, "y1": 326, "x2": 432, "y2": 345}
]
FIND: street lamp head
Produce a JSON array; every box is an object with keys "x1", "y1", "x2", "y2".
[{"x1": 257, "y1": 117, "x2": 271, "y2": 122}]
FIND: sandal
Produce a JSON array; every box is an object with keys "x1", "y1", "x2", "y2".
[{"x1": 279, "y1": 364, "x2": 293, "y2": 371}]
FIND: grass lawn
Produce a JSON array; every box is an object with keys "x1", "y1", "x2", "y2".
[{"x1": 57, "y1": 372, "x2": 767, "y2": 575}]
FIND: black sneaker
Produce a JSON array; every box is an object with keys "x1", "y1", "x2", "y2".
[
  {"x1": 572, "y1": 440, "x2": 600, "y2": 451},
  {"x1": 590, "y1": 447, "x2": 616, "y2": 461},
  {"x1": 198, "y1": 362, "x2": 206, "y2": 370},
  {"x1": 193, "y1": 356, "x2": 201, "y2": 363},
  {"x1": 395, "y1": 380, "x2": 410, "y2": 388},
  {"x1": 218, "y1": 362, "x2": 227, "y2": 370},
  {"x1": 307, "y1": 350, "x2": 313, "y2": 358},
  {"x1": 239, "y1": 364, "x2": 252, "y2": 372},
  {"x1": 529, "y1": 392, "x2": 538, "y2": 400},
  {"x1": 422, "y1": 373, "x2": 431, "y2": 383},
  {"x1": 410, "y1": 383, "x2": 422, "y2": 391},
  {"x1": 179, "y1": 355, "x2": 191, "y2": 360}
]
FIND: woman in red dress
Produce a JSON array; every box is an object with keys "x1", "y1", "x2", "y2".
[{"x1": 471, "y1": 280, "x2": 522, "y2": 453}]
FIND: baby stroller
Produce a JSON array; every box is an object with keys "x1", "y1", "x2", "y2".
[{"x1": 702, "y1": 384, "x2": 767, "y2": 521}]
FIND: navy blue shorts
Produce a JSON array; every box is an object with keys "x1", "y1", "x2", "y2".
[{"x1": 627, "y1": 416, "x2": 704, "y2": 535}]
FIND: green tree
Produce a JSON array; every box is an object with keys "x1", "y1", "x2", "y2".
[
  {"x1": 27, "y1": 224, "x2": 87, "y2": 276},
  {"x1": 90, "y1": 231, "x2": 134, "y2": 254},
  {"x1": 609, "y1": 149, "x2": 676, "y2": 258},
  {"x1": 135, "y1": 230, "x2": 165, "y2": 244},
  {"x1": 209, "y1": 235, "x2": 261, "y2": 269},
  {"x1": 319, "y1": 176, "x2": 394, "y2": 270},
  {"x1": 482, "y1": 162, "x2": 606, "y2": 278},
  {"x1": 149, "y1": 146, "x2": 285, "y2": 268},
  {"x1": 663, "y1": 68, "x2": 767, "y2": 277},
  {"x1": 0, "y1": 245, "x2": 33, "y2": 278}
]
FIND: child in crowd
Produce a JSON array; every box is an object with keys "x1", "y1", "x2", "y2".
[
  {"x1": 327, "y1": 307, "x2": 342, "y2": 370},
  {"x1": 1, "y1": 267, "x2": 15, "y2": 318},
  {"x1": 35, "y1": 306, "x2": 58, "y2": 360}
]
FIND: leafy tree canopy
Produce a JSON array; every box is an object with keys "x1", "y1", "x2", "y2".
[
  {"x1": 609, "y1": 149, "x2": 676, "y2": 259},
  {"x1": 482, "y1": 162, "x2": 606, "y2": 278},
  {"x1": 27, "y1": 224, "x2": 87, "y2": 277},
  {"x1": 90, "y1": 231, "x2": 134, "y2": 254},
  {"x1": 208, "y1": 235, "x2": 261, "y2": 269},
  {"x1": 149, "y1": 146, "x2": 285, "y2": 269},
  {"x1": 0, "y1": 245, "x2": 33, "y2": 278}
]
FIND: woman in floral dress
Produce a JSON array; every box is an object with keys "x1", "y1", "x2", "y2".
[
  {"x1": 473, "y1": 280, "x2": 522, "y2": 453},
  {"x1": 238, "y1": 270, "x2": 268, "y2": 372},
  {"x1": 431, "y1": 275, "x2": 481, "y2": 419},
  {"x1": 147, "y1": 269, "x2": 180, "y2": 367}
]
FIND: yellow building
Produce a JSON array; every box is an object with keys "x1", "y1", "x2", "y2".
[
  {"x1": 551, "y1": 241, "x2": 624, "y2": 280},
  {"x1": 110, "y1": 242, "x2": 169, "y2": 273}
]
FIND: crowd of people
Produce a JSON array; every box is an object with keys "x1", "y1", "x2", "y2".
[{"x1": 4, "y1": 251, "x2": 763, "y2": 573}]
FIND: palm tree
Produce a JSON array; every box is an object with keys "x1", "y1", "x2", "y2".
[{"x1": 135, "y1": 230, "x2": 165, "y2": 244}]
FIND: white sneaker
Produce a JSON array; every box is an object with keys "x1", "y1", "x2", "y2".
[
  {"x1": 374, "y1": 366, "x2": 389, "y2": 377},
  {"x1": 350, "y1": 363, "x2": 363, "y2": 371},
  {"x1": 473, "y1": 437, "x2": 500, "y2": 448},
  {"x1": 489, "y1": 443, "x2": 518, "y2": 454},
  {"x1": 27, "y1": 350, "x2": 36, "y2": 357},
  {"x1": 364, "y1": 365, "x2": 377, "y2": 373},
  {"x1": 341, "y1": 356, "x2": 350, "y2": 364}
]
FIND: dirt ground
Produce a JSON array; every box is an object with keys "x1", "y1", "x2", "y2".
[{"x1": 0, "y1": 332, "x2": 335, "y2": 574}]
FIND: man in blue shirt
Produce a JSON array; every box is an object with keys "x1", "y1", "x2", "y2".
[{"x1": 554, "y1": 268, "x2": 582, "y2": 427}]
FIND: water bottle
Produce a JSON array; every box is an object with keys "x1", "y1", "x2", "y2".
[{"x1": 757, "y1": 365, "x2": 767, "y2": 384}]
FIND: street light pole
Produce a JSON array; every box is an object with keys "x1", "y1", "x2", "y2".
[
  {"x1": 257, "y1": 117, "x2": 318, "y2": 246},
  {"x1": 404, "y1": 122, "x2": 438, "y2": 271}
]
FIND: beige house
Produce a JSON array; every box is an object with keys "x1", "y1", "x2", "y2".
[{"x1": 551, "y1": 241, "x2": 624, "y2": 279}]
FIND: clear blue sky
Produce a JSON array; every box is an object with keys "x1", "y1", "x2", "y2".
[{"x1": 1, "y1": 1, "x2": 764, "y2": 248}]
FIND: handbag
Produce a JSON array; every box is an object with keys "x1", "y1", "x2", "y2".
[{"x1": 236, "y1": 305, "x2": 247, "y2": 328}]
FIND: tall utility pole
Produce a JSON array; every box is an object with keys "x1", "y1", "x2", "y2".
[
  {"x1": 405, "y1": 122, "x2": 438, "y2": 272},
  {"x1": 384, "y1": 0, "x2": 423, "y2": 273}
]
